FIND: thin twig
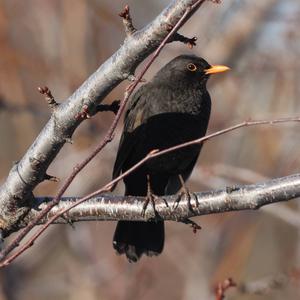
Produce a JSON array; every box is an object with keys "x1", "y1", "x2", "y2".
[
  {"x1": 108, "y1": 117, "x2": 300, "y2": 189},
  {"x1": 37, "y1": 86, "x2": 58, "y2": 108},
  {"x1": 119, "y1": 5, "x2": 136, "y2": 36},
  {"x1": 43, "y1": 174, "x2": 59, "y2": 182},
  {"x1": 96, "y1": 100, "x2": 120, "y2": 115},
  {"x1": 172, "y1": 33, "x2": 197, "y2": 48}
]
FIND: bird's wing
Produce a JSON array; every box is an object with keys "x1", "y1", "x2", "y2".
[{"x1": 112, "y1": 85, "x2": 148, "y2": 179}]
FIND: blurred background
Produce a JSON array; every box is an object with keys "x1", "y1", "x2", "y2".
[{"x1": 0, "y1": 0, "x2": 300, "y2": 299}]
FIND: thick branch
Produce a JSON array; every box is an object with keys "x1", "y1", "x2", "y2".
[
  {"x1": 0, "y1": 0, "x2": 207, "y2": 232},
  {"x1": 19, "y1": 173, "x2": 300, "y2": 225}
]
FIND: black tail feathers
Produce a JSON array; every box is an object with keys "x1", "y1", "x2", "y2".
[{"x1": 113, "y1": 221, "x2": 164, "y2": 262}]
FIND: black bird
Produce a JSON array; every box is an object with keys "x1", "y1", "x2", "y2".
[{"x1": 112, "y1": 55, "x2": 229, "y2": 262}]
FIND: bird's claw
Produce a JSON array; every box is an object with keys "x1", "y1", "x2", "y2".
[
  {"x1": 173, "y1": 175, "x2": 194, "y2": 212},
  {"x1": 173, "y1": 187, "x2": 198, "y2": 211},
  {"x1": 141, "y1": 190, "x2": 160, "y2": 218}
]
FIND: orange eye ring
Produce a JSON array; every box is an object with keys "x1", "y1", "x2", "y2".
[{"x1": 187, "y1": 63, "x2": 197, "y2": 72}]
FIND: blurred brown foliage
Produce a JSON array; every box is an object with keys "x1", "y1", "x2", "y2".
[{"x1": 0, "y1": 0, "x2": 300, "y2": 299}]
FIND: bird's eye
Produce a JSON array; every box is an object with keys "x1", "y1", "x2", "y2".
[{"x1": 187, "y1": 63, "x2": 197, "y2": 72}]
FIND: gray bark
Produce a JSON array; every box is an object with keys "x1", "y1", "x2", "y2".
[{"x1": 21, "y1": 173, "x2": 300, "y2": 225}]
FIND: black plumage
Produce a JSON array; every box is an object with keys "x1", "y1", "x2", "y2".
[{"x1": 112, "y1": 54, "x2": 229, "y2": 262}]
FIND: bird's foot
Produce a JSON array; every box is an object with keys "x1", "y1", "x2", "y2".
[
  {"x1": 173, "y1": 175, "x2": 194, "y2": 211},
  {"x1": 141, "y1": 175, "x2": 160, "y2": 218},
  {"x1": 141, "y1": 192, "x2": 161, "y2": 218}
]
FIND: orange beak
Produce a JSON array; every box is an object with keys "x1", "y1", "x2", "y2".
[{"x1": 204, "y1": 65, "x2": 230, "y2": 75}]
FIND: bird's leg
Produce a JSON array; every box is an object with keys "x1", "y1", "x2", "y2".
[
  {"x1": 173, "y1": 174, "x2": 194, "y2": 211},
  {"x1": 141, "y1": 175, "x2": 160, "y2": 218}
]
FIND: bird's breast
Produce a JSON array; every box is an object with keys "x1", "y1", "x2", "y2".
[{"x1": 142, "y1": 112, "x2": 208, "y2": 174}]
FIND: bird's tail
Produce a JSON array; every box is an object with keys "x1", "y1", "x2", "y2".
[{"x1": 113, "y1": 221, "x2": 164, "y2": 262}]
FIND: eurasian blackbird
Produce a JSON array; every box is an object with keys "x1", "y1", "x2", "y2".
[{"x1": 112, "y1": 54, "x2": 229, "y2": 262}]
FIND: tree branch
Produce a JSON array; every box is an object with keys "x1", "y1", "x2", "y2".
[
  {"x1": 1, "y1": 171, "x2": 300, "y2": 267},
  {"x1": 14, "y1": 173, "x2": 300, "y2": 225}
]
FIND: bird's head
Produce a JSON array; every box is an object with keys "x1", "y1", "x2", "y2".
[{"x1": 153, "y1": 55, "x2": 230, "y2": 86}]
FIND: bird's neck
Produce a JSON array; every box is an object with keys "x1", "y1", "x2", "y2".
[{"x1": 152, "y1": 80, "x2": 210, "y2": 115}]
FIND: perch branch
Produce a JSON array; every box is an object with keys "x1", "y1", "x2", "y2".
[
  {"x1": 1, "y1": 171, "x2": 300, "y2": 267},
  {"x1": 95, "y1": 100, "x2": 121, "y2": 115},
  {"x1": 18, "y1": 173, "x2": 300, "y2": 224}
]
